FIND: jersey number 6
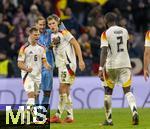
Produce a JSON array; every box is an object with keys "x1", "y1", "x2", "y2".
[{"x1": 34, "y1": 55, "x2": 37, "y2": 61}]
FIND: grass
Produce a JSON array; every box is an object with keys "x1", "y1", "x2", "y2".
[{"x1": 50, "y1": 108, "x2": 150, "y2": 129}]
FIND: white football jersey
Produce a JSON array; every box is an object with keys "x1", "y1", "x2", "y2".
[
  {"x1": 101, "y1": 25, "x2": 131, "y2": 69},
  {"x1": 145, "y1": 30, "x2": 150, "y2": 47},
  {"x1": 18, "y1": 42, "x2": 46, "y2": 80},
  {"x1": 51, "y1": 30, "x2": 76, "y2": 68}
]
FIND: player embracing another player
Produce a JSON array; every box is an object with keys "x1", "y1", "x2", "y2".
[{"x1": 48, "y1": 14, "x2": 85, "y2": 123}]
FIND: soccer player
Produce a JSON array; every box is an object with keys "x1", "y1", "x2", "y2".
[
  {"x1": 17, "y1": 26, "x2": 51, "y2": 122},
  {"x1": 47, "y1": 14, "x2": 85, "y2": 123},
  {"x1": 144, "y1": 30, "x2": 150, "y2": 81},
  {"x1": 35, "y1": 16, "x2": 65, "y2": 113},
  {"x1": 98, "y1": 12, "x2": 139, "y2": 126}
]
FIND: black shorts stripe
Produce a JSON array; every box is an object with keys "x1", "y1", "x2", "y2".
[{"x1": 23, "y1": 72, "x2": 29, "y2": 84}]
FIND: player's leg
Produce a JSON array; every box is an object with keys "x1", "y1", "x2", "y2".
[
  {"x1": 41, "y1": 70, "x2": 53, "y2": 110},
  {"x1": 100, "y1": 69, "x2": 115, "y2": 126},
  {"x1": 50, "y1": 68, "x2": 68, "y2": 123},
  {"x1": 50, "y1": 83, "x2": 69, "y2": 123},
  {"x1": 64, "y1": 86, "x2": 74, "y2": 123},
  {"x1": 120, "y1": 68, "x2": 139, "y2": 125},
  {"x1": 56, "y1": 83, "x2": 70, "y2": 118},
  {"x1": 100, "y1": 81, "x2": 114, "y2": 126},
  {"x1": 33, "y1": 82, "x2": 48, "y2": 124},
  {"x1": 24, "y1": 76, "x2": 36, "y2": 107},
  {"x1": 23, "y1": 76, "x2": 37, "y2": 124},
  {"x1": 64, "y1": 65, "x2": 76, "y2": 122}
]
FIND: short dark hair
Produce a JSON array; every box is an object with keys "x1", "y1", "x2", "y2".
[
  {"x1": 104, "y1": 12, "x2": 117, "y2": 24},
  {"x1": 47, "y1": 14, "x2": 60, "y2": 24},
  {"x1": 35, "y1": 16, "x2": 45, "y2": 23},
  {"x1": 28, "y1": 26, "x2": 38, "y2": 34}
]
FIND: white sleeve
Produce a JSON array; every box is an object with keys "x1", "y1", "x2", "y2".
[
  {"x1": 18, "y1": 46, "x2": 25, "y2": 61},
  {"x1": 100, "y1": 31, "x2": 108, "y2": 48},
  {"x1": 63, "y1": 30, "x2": 74, "y2": 42},
  {"x1": 145, "y1": 31, "x2": 150, "y2": 47}
]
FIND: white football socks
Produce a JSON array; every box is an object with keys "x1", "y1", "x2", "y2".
[
  {"x1": 104, "y1": 95, "x2": 112, "y2": 122},
  {"x1": 65, "y1": 94, "x2": 73, "y2": 119},
  {"x1": 56, "y1": 93, "x2": 68, "y2": 118},
  {"x1": 125, "y1": 92, "x2": 138, "y2": 116}
]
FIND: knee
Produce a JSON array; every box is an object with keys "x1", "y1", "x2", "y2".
[
  {"x1": 123, "y1": 86, "x2": 131, "y2": 94},
  {"x1": 44, "y1": 91, "x2": 51, "y2": 97},
  {"x1": 105, "y1": 87, "x2": 113, "y2": 95},
  {"x1": 59, "y1": 84, "x2": 69, "y2": 94},
  {"x1": 28, "y1": 92, "x2": 35, "y2": 98}
]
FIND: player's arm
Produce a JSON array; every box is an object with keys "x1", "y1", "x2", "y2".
[
  {"x1": 70, "y1": 38, "x2": 85, "y2": 71},
  {"x1": 41, "y1": 48, "x2": 51, "y2": 70},
  {"x1": 144, "y1": 47, "x2": 150, "y2": 81},
  {"x1": 98, "y1": 31, "x2": 108, "y2": 80},
  {"x1": 144, "y1": 31, "x2": 150, "y2": 81},
  {"x1": 17, "y1": 61, "x2": 32, "y2": 72},
  {"x1": 42, "y1": 58, "x2": 51, "y2": 70},
  {"x1": 17, "y1": 46, "x2": 32, "y2": 73},
  {"x1": 100, "y1": 47, "x2": 108, "y2": 67}
]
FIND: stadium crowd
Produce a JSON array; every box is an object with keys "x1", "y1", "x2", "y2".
[{"x1": 0, "y1": 0, "x2": 149, "y2": 77}]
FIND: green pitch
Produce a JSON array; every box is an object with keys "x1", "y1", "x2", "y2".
[{"x1": 50, "y1": 108, "x2": 150, "y2": 129}]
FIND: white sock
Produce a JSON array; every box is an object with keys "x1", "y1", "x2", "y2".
[
  {"x1": 104, "y1": 95, "x2": 112, "y2": 122},
  {"x1": 65, "y1": 95, "x2": 73, "y2": 119},
  {"x1": 56, "y1": 93, "x2": 68, "y2": 118},
  {"x1": 125, "y1": 92, "x2": 138, "y2": 116},
  {"x1": 26, "y1": 98, "x2": 35, "y2": 121}
]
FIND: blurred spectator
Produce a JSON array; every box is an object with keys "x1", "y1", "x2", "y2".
[
  {"x1": 0, "y1": 13, "x2": 11, "y2": 53},
  {"x1": 0, "y1": 50, "x2": 14, "y2": 78},
  {"x1": 27, "y1": 4, "x2": 41, "y2": 26},
  {"x1": 88, "y1": 26, "x2": 100, "y2": 75},
  {"x1": 0, "y1": 0, "x2": 16, "y2": 22},
  {"x1": 62, "y1": 7, "x2": 82, "y2": 35},
  {"x1": 78, "y1": 33, "x2": 92, "y2": 59},
  {"x1": 40, "y1": 0, "x2": 53, "y2": 18},
  {"x1": 87, "y1": 5, "x2": 102, "y2": 26},
  {"x1": 13, "y1": 5, "x2": 26, "y2": 25},
  {"x1": 94, "y1": 16, "x2": 106, "y2": 36},
  {"x1": 13, "y1": 18, "x2": 28, "y2": 46}
]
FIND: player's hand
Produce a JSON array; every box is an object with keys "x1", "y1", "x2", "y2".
[
  {"x1": 47, "y1": 64, "x2": 52, "y2": 71},
  {"x1": 98, "y1": 70, "x2": 104, "y2": 81},
  {"x1": 26, "y1": 67, "x2": 32, "y2": 73},
  {"x1": 79, "y1": 60, "x2": 85, "y2": 71},
  {"x1": 144, "y1": 69, "x2": 149, "y2": 81},
  {"x1": 52, "y1": 37, "x2": 60, "y2": 46}
]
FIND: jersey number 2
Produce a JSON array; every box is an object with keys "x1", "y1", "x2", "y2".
[
  {"x1": 117, "y1": 36, "x2": 124, "y2": 52},
  {"x1": 34, "y1": 55, "x2": 37, "y2": 61}
]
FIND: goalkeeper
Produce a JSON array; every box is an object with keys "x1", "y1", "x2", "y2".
[{"x1": 35, "y1": 16, "x2": 65, "y2": 119}]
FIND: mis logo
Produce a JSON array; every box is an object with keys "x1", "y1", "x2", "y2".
[{"x1": 6, "y1": 106, "x2": 47, "y2": 125}]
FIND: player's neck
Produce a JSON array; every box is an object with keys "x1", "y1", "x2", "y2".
[
  {"x1": 30, "y1": 41, "x2": 37, "y2": 46},
  {"x1": 108, "y1": 23, "x2": 116, "y2": 28},
  {"x1": 53, "y1": 28, "x2": 59, "y2": 33}
]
